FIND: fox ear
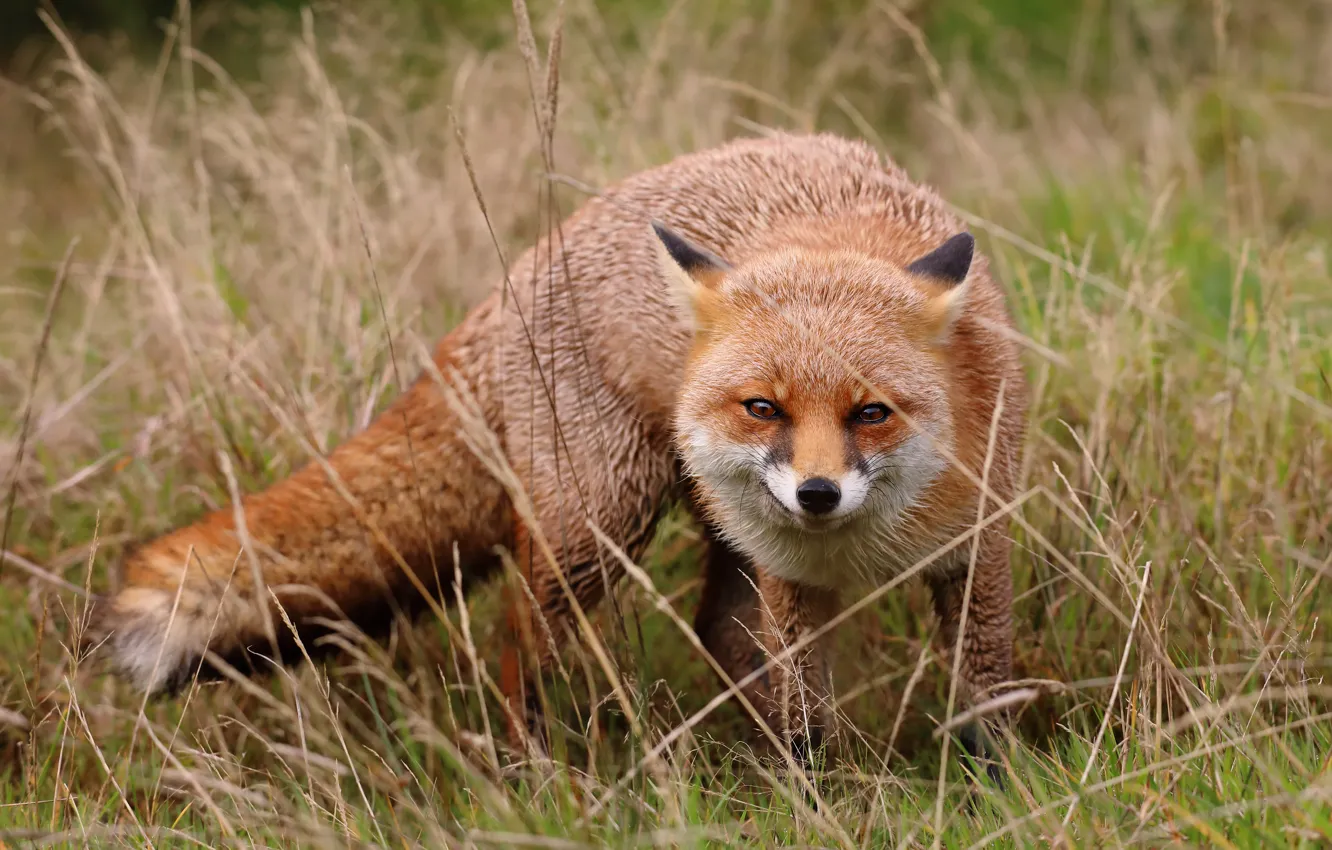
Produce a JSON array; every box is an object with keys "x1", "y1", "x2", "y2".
[
  {"x1": 908, "y1": 232, "x2": 975, "y2": 341},
  {"x1": 651, "y1": 221, "x2": 731, "y2": 329},
  {"x1": 907, "y1": 232, "x2": 974, "y2": 285}
]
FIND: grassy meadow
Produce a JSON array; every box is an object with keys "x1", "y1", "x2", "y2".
[{"x1": 2, "y1": 0, "x2": 1331, "y2": 845}]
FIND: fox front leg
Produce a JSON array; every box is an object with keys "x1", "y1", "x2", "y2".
[
  {"x1": 927, "y1": 531, "x2": 1016, "y2": 785},
  {"x1": 693, "y1": 527, "x2": 772, "y2": 711},
  {"x1": 755, "y1": 569, "x2": 840, "y2": 768}
]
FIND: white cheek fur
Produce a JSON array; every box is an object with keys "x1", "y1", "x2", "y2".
[
  {"x1": 760, "y1": 465, "x2": 802, "y2": 514},
  {"x1": 678, "y1": 424, "x2": 951, "y2": 586},
  {"x1": 860, "y1": 433, "x2": 947, "y2": 523},
  {"x1": 680, "y1": 427, "x2": 757, "y2": 478},
  {"x1": 835, "y1": 467, "x2": 871, "y2": 515}
]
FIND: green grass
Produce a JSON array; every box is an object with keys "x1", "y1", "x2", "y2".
[{"x1": 2, "y1": 0, "x2": 1331, "y2": 846}]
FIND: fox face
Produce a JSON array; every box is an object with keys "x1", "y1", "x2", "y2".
[{"x1": 655, "y1": 222, "x2": 976, "y2": 585}]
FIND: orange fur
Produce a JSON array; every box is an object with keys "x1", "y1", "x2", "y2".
[{"x1": 88, "y1": 133, "x2": 1027, "y2": 768}]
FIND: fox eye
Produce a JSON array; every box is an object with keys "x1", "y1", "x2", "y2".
[
  {"x1": 857, "y1": 404, "x2": 890, "y2": 424},
  {"x1": 743, "y1": 398, "x2": 781, "y2": 419}
]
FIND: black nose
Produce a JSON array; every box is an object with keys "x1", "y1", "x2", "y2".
[{"x1": 796, "y1": 477, "x2": 841, "y2": 515}]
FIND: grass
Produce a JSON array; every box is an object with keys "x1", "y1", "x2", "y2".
[{"x1": 2, "y1": 0, "x2": 1331, "y2": 845}]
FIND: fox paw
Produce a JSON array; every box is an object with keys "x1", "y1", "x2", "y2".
[{"x1": 958, "y1": 721, "x2": 1006, "y2": 788}]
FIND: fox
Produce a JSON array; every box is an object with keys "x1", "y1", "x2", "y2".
[{"x1": 84, "y1": 132, "x2": 1027, "y2": 774}]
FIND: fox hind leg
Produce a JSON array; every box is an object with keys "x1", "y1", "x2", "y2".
[
  {"x1": 498, "y1": 513, "x2": 608, "y2": 755},
  {"x1": 499, "y1": 507, "x2": 670, "y2": 757},
  {"x1": 495, "y1": 412, "x2": 674, "y2": 757}
]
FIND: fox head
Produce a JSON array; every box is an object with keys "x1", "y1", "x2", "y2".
[{"x1": 654, "y1": 220, "x2": 975, "y2": 582}]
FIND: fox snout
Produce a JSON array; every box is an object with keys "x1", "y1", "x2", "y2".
[
  {"x1": 761, "y1": 461, "x2": 868, "y2": 523},
  {"x1": 795, "y1": 476, "x2": 841, "y2": 515},
  {"x1": 770, "y1": 413, "x2": 866, "y2": 520}
]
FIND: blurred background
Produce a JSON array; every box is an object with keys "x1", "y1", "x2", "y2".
[{"x1": 1, "y1": 0, "x2": 1329, "y2": 845}]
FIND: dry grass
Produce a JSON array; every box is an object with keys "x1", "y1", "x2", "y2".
[{"x1": 1, "y1": 0, "x2": 1331, "y2": 845}]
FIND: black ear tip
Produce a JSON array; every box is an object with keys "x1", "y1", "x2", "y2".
[
  {"x1": 652, "y1": 220, "x2": 732, "y2": 274},
  {"x1": 651, "y1": 220, "x2": 688, "y2": 255},
  {"x1": 940, "y1": 231, "x2": 975, "y2": 258},
  {"x1": 906, "y1": 230, "x2": 976, "y2": 285}
]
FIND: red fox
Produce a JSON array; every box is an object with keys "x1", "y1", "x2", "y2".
[{"x1": 87, "y1": 132, "x2": 1027, "y2": 772}]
